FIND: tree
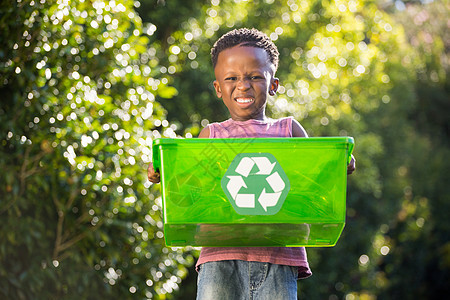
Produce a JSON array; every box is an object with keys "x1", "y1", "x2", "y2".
[
  {"x1": 0, "y1": 0, "x2": 193, "y2": 299},
  {"x1": 364, "y1": 1, "x2": 450, "y2": 298}
]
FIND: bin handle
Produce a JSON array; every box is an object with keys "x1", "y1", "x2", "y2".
[{"x1": 152, "y1": 141, "x2": 161, "y2": 173}]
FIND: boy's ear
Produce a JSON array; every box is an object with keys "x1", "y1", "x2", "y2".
[
  {"x1": 269, "y1": 77, "x2": 279, "y2": 96},
  {"x1": 213, "y1": 80, "x2": 222, "y2": 98}
]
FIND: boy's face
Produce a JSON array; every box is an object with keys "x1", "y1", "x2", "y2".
[{"x1": 213, "y1": 45, "x2": 279, "y2": 121}]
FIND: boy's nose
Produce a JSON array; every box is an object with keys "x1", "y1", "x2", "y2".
[{"x1": 236, "y1": 78, "x2": 251, "y2": 90}]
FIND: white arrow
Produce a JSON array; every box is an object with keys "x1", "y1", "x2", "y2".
[
  {"x1": 258, "y1": 189, "x2": 282, "y2": 211},
  {"x1": 227, "y1": 176, "x2": 247, "y2": 200},
  {"x1": 252, "y1": 157, "x2": 276, "y2": 175},
  {"x1": 265, "y1": 172, "x2": 285, "y2": 193},
  {"x1": 235, "y1": 157, "x2": 255, "y2": 177},
  {"x1": 236, "y1": 193, "x2": 255, "y2": 208}
]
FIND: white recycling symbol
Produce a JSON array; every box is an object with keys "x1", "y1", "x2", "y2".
[{"x1": 221, "y1": 153, "x2": 290, "y2": 215}]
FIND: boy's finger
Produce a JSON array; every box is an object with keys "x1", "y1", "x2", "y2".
[
  {"x1": 347, "y1": 157, "x2": 356, "y2": 174},
  {"x1": 148, "y1": 174, "x2": 160, "y2": 183}
]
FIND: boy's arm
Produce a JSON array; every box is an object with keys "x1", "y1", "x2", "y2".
[
  {"x1": 198, "y1": 126, "x2": 210, "y2": 138},
  {"x1": 147, "y1": 162, "x2": 160, "y2": 183},
  {"x1": 347, "y1": 155, "x2": 356, "y2": 174},
  {"x1": 292, "y1": 118, "x2": 355, "y2": 174},
  {"x1": 147, "y1": 126, "x2": 211, "y2": 184},
  {"x1": 292, "y1": 119, "x2": 308, "y2": 137}
]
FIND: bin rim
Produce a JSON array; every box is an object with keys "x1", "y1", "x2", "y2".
[
  {"x1": 153, "y1": 136, "x2": 353, "y2": 144},
  {"x1": 152, "y1": 136, "x2": 354, "y2": 171}
]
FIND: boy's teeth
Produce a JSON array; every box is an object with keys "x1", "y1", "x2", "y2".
[{"x1": 235, "y1": 98, "x2": 253, "y2": 103}]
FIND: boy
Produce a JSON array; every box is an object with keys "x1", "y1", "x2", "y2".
[{"x1": 148, "y1": 28, "x2": 355, "y2": 299}]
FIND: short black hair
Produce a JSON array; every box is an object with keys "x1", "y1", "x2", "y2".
[{"x1": 211, "y1": 28, "x2": 279, "y2": 71}]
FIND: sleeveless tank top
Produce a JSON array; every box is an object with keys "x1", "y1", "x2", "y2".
[{"x1": 195, "y1": 117, "x2": 312, "y2": 279}]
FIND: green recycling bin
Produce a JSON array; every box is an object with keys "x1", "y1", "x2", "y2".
[{"x1": 152, "y1": 137, "x2": 354, "y2": 247}]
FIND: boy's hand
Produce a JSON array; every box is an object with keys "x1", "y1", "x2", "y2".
[
  {"x1": 347, "y1": 154, "x2": 356, "y2": 175},
  {"x1": 147, "y1": 162, "x2": 161, "y2": 183}
]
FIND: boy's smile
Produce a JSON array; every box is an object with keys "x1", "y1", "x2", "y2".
[{"x1": 213, "y1": 45, "x2": 279, "y2": 121}]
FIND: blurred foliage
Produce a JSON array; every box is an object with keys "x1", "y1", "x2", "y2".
[
  {"x1": 1, "y1": 0, "x2": 448, "y2": 299},
  {"x1": 0, "y1": 0, "x2": 194, "y2": 299}
]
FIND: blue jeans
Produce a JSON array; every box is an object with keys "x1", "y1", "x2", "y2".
[{"x1": 196, "y1": 260, "x2": 298, "y2": 300}]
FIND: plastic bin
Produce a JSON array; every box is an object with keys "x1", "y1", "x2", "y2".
[{"x1": 152, "y1": 137, "x2": 354, "y2": 247}]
